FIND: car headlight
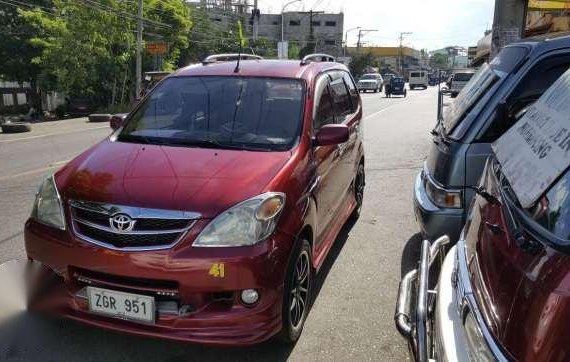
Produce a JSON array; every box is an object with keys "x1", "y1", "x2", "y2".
[
  {"x1": 463, "y1": 310, "x2": 495, "y2": 361},
  {"x1": 31, "y1": 175, "x2": 66, "y2": 230},
  {"x1": 193, "y1": 192, "x2": 285, "y2": 247},
  {"x1": 424, "y1": 172, "x2": 462, "y2": 208}
]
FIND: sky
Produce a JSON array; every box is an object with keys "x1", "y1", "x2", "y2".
[{"x1": 258, "y1": 0, "x2": 496, "y2": 51}]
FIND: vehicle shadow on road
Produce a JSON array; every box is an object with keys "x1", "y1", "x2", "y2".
[
  {"x1": 0, "y1": 219, "x2": 357, "y2": 362},
  {"x1": 400, "y1": 233, "x2": 423, "y2": 278}
]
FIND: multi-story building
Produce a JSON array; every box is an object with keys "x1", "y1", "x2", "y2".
[{"x1": 187, "y1": 1, "x2": 344, "y2": 57}]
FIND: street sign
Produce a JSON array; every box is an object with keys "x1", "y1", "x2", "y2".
[
  {"x1": 278, "y1": 41, "x2": 288, "y2": 59},
  {"x1": 145, "y1": 42, "x2": 168, "y2": 55}
]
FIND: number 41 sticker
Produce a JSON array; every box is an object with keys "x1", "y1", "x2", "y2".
[{"x1": 209, "y1": 263, "x2": 225, "y2": 278}]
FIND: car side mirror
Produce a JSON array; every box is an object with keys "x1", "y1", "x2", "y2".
[
  {"x1": 110, "y1": 113, "x2": 128, "y2": 130},
  {"x1": 313, "y1": 124, "x2": 349, "y2": 146}
]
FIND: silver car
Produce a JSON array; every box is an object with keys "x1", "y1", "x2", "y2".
[{"x1": 357, "y1": 73, "x2": 383, "y2": 93}]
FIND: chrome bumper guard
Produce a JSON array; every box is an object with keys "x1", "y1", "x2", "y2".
[{"x1": 395, "y1": 235, "x2": 450, "y2": 362}]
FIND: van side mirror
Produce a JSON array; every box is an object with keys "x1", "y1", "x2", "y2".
[
  {"x1": 110, "y1": 113, "x2": 128, "y2": 130},
  {"x1": 313, "y1": 124, "x2": 349, "y2": 146}
]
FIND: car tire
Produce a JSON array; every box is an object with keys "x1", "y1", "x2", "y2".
[
  {"x1": 1, "y1": 122, "x2": 32, "y2": 134},
  {"x1": 278, "y1": 238, "x2": 312, "y2": 344},
  {"x1": 350, "y1": 162, "x2": 365, "y2": 221}
]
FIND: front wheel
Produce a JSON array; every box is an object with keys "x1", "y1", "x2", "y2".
[{"x1": 278, "y1": 239, "x2": 312, "y2": 344}]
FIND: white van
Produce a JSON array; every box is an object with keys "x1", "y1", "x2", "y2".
[
  {"x1": 409, "y1": 71, "x2": 428, "y2": 89},
  {"x1": 449, "y1": 69, "x2": 476, "y2": 97}
]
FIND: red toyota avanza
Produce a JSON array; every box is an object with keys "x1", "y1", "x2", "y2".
[
  {"x1": 396, "y1": 67, "x2": 570, "y2": 360},
  {"x1": 25, "y1": 55, "x2": 364, "y2": 345}
]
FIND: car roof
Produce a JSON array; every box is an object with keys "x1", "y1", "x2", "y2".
[
  {"x1": 508, "y1": 31, "x2": 570, "y2": 55},
  {"x1": 172, "y1": 59, "x2": 349, "y2": 82}
]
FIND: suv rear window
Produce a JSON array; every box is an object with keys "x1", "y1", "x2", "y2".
[
  {"x1": 410, "y1": 72, "x2": 421, "y2": 77},
  {"x1": 119, "y1": 76, "x2": 304, "y2": 151}
]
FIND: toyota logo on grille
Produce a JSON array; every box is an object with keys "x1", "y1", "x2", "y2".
[{"x1": 109, "y1": 214, "x2": 136, "y2": 233}]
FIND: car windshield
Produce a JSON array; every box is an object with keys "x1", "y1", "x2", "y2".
[
  {"x1": 453, "y1": 72, "x2": 474, "y2": 82},
  {"x1": 410, "y1": 72, "x2": 422, "y2": 77},
  {"x1": 441, "y1": 46, "x2": 528, "y2": 137},
  {"x1": 119, "y1": 76, "x2": 304, "y2": 151},
  {"x1": 442, "y1": 63, "x2": 499, "y2": 134},
  {"x1": 360, "y1": 75, "x2": 376, "y2": 80}
]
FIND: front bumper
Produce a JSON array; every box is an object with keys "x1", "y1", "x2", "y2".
[
  {"x1": 395, "y1": 237, "x2": 508, "y2": 361},
  {"x1": 25, "y1": 219, "x2": 293, "y2": 346},
  {"x1": 413, "y1": 171, "x2": 464, "y2": 243}
]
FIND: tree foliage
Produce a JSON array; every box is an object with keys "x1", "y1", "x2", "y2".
[
  {"x1": 20, "y1": 0, "x2": 190, "y2": 103},
  {"x1": 348, "y1": 52, "x2": 375, "y2": 77},
  {"x1": 429, "y1": 53, "x2": 449, "y2": 70}
]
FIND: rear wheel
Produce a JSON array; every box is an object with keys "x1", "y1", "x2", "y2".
[
  {"x1": 350, "y1": 163, "x2": 365, "y2": 220},
  {"x1": 279, "y1": 239, "x2": 312, "y2": 344}
]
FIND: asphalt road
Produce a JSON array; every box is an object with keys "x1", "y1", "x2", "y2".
[{"x1": 0, "y1": 87, "x2": 438, "y2": 361}]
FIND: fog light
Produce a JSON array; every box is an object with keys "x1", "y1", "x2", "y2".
[{"x1": 240, "y1": 289, "x2": 259, "y2": 305}]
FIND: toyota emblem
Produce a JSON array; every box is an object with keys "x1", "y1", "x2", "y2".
[{"x1": 109, "y1": 214, "x2": 136, "y2": 233}]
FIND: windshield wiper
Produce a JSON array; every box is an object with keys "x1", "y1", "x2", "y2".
[{"x1": 163, "y1": 138, "x2": 273, "y2": 151}]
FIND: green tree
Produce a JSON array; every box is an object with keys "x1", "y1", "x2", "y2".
[
  {"x1": 429, "y1": 53, "x2": 449, "y2": 70},
  {"x1": 21, "y1": 0, "x2": 190, "y2": 105},
  {"x1": 348, "y1": 52, "x2": 374, "y2": 77},
  {"x1": 0, "y1": 0, "x2": 53, "y2": 108}
]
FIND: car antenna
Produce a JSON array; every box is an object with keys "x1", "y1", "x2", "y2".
[{"x1": 234, "y1": 20, "x2": 245, "y2": 73}]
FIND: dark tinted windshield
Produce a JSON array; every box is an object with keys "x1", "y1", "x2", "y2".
[
  {"x1": 453, "y1": 72, "x2": 474, "y2": 81},
  {"x1": 360, "y1": 74, "x2": 377, "y2": 80},
  {"x1": 410, "y1": 72, "x2": 424, "y2": 77},
  {"x1": 119, "y1": 76, "x2": 304, "y2": 151}
]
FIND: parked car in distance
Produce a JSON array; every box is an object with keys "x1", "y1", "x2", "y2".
[
  {"x1": 409, "y1": 71, "x2": 428, "y2": 89},
  {"x1": 67, "y1": 97, "x2": 99, "y2": 117},
  {"x1": 357, "y1": 73, "x2": 384, "y2": 93},
  {"x1": 385, "y1": 77, "x2": 407, "y2": 98},
  {"x1": 449, "y1": 69, "x2": 475, "y2": 97},
  {"x1": 397, "y1": 67, "x2": 570, "y2": 360},
  {"x1": 25, "y1": 54, "x2": 365, "y2": 346},
  {"x1": 414, "y1": 33, "x2": 570, "y2": 243}
]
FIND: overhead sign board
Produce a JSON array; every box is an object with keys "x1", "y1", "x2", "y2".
[
  {"x1": 145, "y1": 42, "x2": 168, "y2": 55},
  {"x1": 492, "y1": 68, "x2": 570, "y2": 208}
]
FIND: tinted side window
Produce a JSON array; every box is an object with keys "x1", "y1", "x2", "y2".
[
  {"x1": 532, "y1": 169, "x2": 570, "y2": 240},
  {"x1": 329, "y1": 77, "x2": 352, "y2": 120},
  {"x1": 342, "y1": 72, "x2": 359, "y2": 111},
  {"x1": 314, "y1": 84, "x2": 336, "y2": 129},
  {"x1": 480, "y1": 56, "x2": 570, "y2": 142}
]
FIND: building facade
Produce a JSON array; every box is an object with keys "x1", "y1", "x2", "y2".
[{"x1": 347, "y1": 46, "x2": 422, "y2": 75}]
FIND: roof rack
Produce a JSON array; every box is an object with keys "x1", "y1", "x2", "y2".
[
  {"x1": 202, "y1": 53, "x2": 263, "y2": 65},
  {"x1": 300, "y1": 53, "x2": 336, "y2": 65}
]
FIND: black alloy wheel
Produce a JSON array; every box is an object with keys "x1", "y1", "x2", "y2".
[
  {"x1": 351, "y1": 163, "x2": 365, "y2": 220},
  {"x1": 279, "y1": 239, "x2": 312, "y2": 343}
]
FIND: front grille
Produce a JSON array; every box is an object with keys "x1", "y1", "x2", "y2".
[{"x1": 69, "y1": 200, "x2": 200, "y2": 250}]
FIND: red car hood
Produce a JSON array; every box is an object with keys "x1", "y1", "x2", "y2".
[{"x1": 55, "y1": 140, "x2": 291, "y2": 218}]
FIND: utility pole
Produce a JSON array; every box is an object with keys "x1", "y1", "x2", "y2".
[
  {"x1": 357, "y1": 29, "x2": 377, "y2": 51},
  {"x1": 398, "y1": 32, "x2": 412, "y2": 76},
  {"x1": 136, "y1": 0, "x2": 143, "y2": 99},
  {"x1": 309, "y1": 10, "x2": 324, "y2": 53},
  {"x1": 252, "y1": 0, "x2": 259, "y2": 41},
  {"x1": 490, "y1": 0, "x2": 526, "y2": 57}
]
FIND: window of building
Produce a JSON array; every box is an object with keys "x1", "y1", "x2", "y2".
[
  {"x1": 325, "y1": 21, "x2": 336, "y2": 26},
  {"x1": 289, "y1": 20, "x2": 300, "y2": 26},
  {"x1": 272, "y1": 21, "x2": 279, "y2": 25},
  {"x1": 324, "y1": 40, "x2": 336, "y2": 45},
  {"x1": 16, "y1": 93, "x2": 27, "y2": 105},
  {"x1": 311, "y1": 21, "x2": 321, "y2": 26},
  {"x1": 2, "y1": 93, "x2": 14, "y2": 106}
]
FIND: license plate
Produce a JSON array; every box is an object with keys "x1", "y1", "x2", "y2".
[{"x1": 87, "y1": 286, "x2": 155, "y2": 324}]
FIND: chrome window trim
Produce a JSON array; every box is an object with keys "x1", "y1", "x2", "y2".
[
  {"x1": 69, "y1": 200, "x2": 200, "y2": 252},
  {"x1": 455, "y1": 238, "x2": 509, "y2": 361}
]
